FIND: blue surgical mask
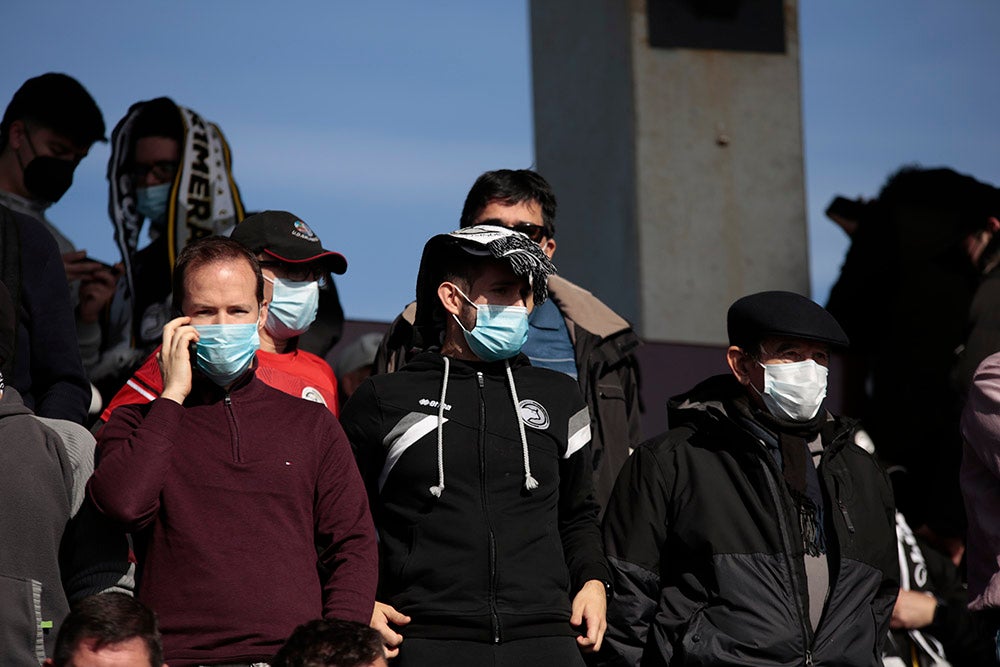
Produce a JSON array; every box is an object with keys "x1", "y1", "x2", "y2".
[
  {"x1": 135, "y1": 182, "x2": 171, "y2": 223},
  {"x1": 264, "y1": 275, "x2": 319, "y2": 339},
  {"x1": 193, "y1": 323, "x2": 260, "y2": 386},
  {"x1": 453, "y1": 287, "x2": 529, "y2": 362}
]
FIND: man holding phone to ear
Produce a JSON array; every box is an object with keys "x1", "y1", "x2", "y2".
[{"x1": 88, "y1": 235, "x2": 376, "y2": 665}]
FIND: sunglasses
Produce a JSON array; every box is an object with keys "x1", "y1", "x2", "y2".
[{"x1": 478, "y1": 221, "x2": 548, "y2": 243}]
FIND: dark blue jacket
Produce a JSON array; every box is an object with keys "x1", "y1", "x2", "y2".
[{"x1": 1, "y1": 205, "x2": 89, "y2": 423}]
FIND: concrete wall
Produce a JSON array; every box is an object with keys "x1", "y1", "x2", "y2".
[{"x1": 531, "y1": 0, "x2": 808, "y2": 344}]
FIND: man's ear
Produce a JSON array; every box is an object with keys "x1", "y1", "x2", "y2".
[
  {"x1": 437, "y1": 282, "x2": 464, "y2": 317},
  {"x1": 726, "y1": 345, "x2": 753, "y2": 385},
  {"x1": 6, "y1": 119, "x2": 26, "y2": 152},
  {"x1": 989, "y1": 216, "x2": 1000, "y2": 234},
  {"x1": 258, "y1": 302, "x2": 268, "y2": 329},
  {"x1": 540, "y1": 237, "x2": 556, "y2": 259}
]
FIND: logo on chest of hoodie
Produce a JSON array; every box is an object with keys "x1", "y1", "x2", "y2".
[
  {"x1": 419, "y1": 398, "x2": 451, "y2": 411},
  {"x1": 518, "y1": 399, "x2": 550, "y2": 430}
]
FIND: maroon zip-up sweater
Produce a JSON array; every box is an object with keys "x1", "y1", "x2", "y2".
[{"x1": 89, "y1": 373, "x2": 377, "y2": 665}]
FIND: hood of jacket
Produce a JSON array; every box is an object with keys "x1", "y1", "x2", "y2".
[{"x1": 0, "y1": 385, "x2": 34, "y2": 420}]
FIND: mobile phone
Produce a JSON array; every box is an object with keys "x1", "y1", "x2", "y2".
[{"x1": 824, "y1": 196, "x2": 867, "y2": 222}]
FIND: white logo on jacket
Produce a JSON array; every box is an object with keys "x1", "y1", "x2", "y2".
[{"x1": 519, "y1": 400, "x2": 550, "y2": 430}]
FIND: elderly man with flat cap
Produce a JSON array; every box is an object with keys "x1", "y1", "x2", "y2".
[{"x1": 602, "y1": 291, "x2": 899, "y2": 667}]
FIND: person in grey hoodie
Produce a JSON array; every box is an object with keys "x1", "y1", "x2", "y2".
[{"x1": 0, "y1": 280, "x2": 131, "y2": 666}]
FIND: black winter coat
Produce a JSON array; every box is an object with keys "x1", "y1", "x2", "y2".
[{"x1": 602, "y1": 375, "x2": 899, "y2": 666}]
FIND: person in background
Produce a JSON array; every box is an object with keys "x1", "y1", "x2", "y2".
[
  {"x1": 0, "y1": 279, "x2": 131, "y2": 665},
  {"x1": 272, "y1": 619, "x2": 387, "y2": 667},
  {"x1": 88, "y1": 236, "x2": 376, "y2": 664},
  {"x1": 0, "y1": 73, "x2": 103, "y2": 422},
  {"x1": 334, "y1": 332, "x2": 382, "y2": 408},
  {"x1": 45, "y1": 593, "x2": 164, "y2": 667},
  {"x1": 99, "y1": 210, "x2": 346, "y2": 421},
  {"x1": 602, "y1": 291, "x2": 899, "y2": 666},
  {"x1": 93, "y1": 97, "x2": 244, "y2": 404}
]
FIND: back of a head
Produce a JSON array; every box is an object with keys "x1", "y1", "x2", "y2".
[
  {"x1": 459, "y1": 169, "x2": 557, "y2": 237},
  {"x1": 52, "y1": 593, "x2": 162, "y2": 667},
  {"x1": 878, "y1": 165, "x2": 1000, "y2": 236},
  {"x1": 271, "y1": 619, "x2": 385, "y2": 667},
  {"x1": 0, "y1": 73, "x2": 105, "y2": 150}
]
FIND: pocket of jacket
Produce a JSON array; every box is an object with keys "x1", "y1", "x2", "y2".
[{"x1": 0, "y1": 575, "x2": 48, "y2": 663}]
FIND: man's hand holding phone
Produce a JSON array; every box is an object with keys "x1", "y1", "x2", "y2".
[{"x1": 159, "y1": 317, "x2": 199, "y2": 405}]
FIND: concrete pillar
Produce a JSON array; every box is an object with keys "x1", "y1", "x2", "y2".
[{"x1": 530, "y1": 0, "x2": 808, "y2": 344}]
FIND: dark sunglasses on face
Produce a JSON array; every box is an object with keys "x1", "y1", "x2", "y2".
[{"x1": 477, "y1": 221, "x2": 547, "y2": 243}]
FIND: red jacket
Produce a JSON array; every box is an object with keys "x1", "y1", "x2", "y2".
[
  {"x1": 101, "y1": 347, "x2": 340, "y2": 422},
  {"x1": 89, "y1": 373, "x2": 376, "y2": 666}
]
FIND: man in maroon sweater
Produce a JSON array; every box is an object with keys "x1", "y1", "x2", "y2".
[{"x1": 88, "y1": 236, "x2": 377, "y2": 666}]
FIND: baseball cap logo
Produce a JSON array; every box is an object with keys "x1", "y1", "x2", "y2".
[{"x1": 292, "y1": 220, "x2": 319, "y2": 242}]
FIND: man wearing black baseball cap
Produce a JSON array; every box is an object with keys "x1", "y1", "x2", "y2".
[
  {"x1": 100, "y1": 211, "x2": 348, "y2": 419},
  {"x1": 602, "y1": 291, "x2": 899, "y2": 666}
]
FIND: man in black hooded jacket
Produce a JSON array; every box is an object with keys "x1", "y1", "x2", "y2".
[{"x1": 342, "y1": 225, "x2": 611, "y2": 666}]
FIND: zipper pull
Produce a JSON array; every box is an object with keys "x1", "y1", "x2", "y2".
[
  {"x1": 805, "y1": 649, "x2": 814, "y2": 665},
  {"x1": 224, "y1": 394, "x2": 231, "y2": 406},
  {"x1": 838, "y1": 500, "x2": 856, "y2": 533},
  {"x1": 477, "y1": 371, "x2": 484, "y2": 388}
]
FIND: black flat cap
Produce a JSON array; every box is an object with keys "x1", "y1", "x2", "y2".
[{"x1": 728, "y1": 290, "x2": 849, "y2": 349}]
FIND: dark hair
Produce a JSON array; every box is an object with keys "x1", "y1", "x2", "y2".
[
  {"x1": 171, "y1": 235, "x2": 264, "y2": 313},
  {"x1": 0, "y1": 73, "x2": 105, "y2": 151},
  {"x1": 52, "y1": 593, "x2": 162, "y2": 667},
  {"x1": 413, "y1": 241, "x2": 505, "y2": 347},
  {"x1": 129, "y1": 97, "x2": 185, "y2": 162},
  {"x1": 878, "y1": 166, "x2": 1000, "y2": 236},
  {"x1": 459, "y1": 169, "x2": 557, "y2": 238},
  {"x1": 271, "y1": 619, "x2": 384, "y2": 667}
]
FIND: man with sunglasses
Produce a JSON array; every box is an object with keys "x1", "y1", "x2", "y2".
[
  {"x1": 377, "y1": 169, "x2": 642, "y2": 510},
  {"x1": 99, "y1": 210, "x2": 345, "y2": 422},
  {"x1": 0, "y1": 73, "x2": 104, "y2": 423}
]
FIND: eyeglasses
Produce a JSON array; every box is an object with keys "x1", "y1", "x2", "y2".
[
  {"x1": 259, "y1": 261, "x2": 326, "y2": 285},
  {"x1": 131, "y1": 160, "x2": 180, "y2": 184},
  {"x1": 477, "y1": 221, "x2": 548, "y2": 243}
]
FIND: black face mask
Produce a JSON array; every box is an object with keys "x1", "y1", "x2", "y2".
[{"x1": 22, "y1": 156, "x2": 75, "y2": 203}]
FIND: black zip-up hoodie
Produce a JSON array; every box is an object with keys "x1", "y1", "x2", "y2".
[
  {"x1": 602, "y1": 375, "x2": 899, "y2": 667},
  {"x1": 341, "y1": 351, "x2": 610, "y2": 643}
]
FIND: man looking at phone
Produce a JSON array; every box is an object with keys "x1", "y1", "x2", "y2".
[
  {"x1": 0, "y1": 73, "x2": 100, "y2": 422},
  {"x1": 88, "y1": 236, "x2": 377, "y2": 665}
]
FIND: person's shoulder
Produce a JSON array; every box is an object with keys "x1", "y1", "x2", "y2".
[
  {"x1": 547, "y1": 275, "x2": 634, "y2": 339},
  {"x1": 1, "y1": 204, "x2": 60, "y2": 255}
]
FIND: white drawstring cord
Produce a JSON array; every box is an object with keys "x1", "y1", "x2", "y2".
[
  {"x1": 429, "y1": 356, "x2": 450, "y2": 498},
  {"x1": 505, "y1": 360, "x2": 539, "y2": 491}
]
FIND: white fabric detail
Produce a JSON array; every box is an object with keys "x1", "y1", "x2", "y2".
[
  {"x1": 127, "y1": 379, "x2": 157, "y2": 402},
  {"x1": 378, "y1": 414, "x2": 447, "y2": 492},
  {"x1": 566, "y1": 424, "x2": 592, "y2": 459}
]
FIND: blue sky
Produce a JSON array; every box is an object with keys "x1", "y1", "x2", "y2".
[{"x1": 2, "y1": 1, "x2": 998, "y2": 325}]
